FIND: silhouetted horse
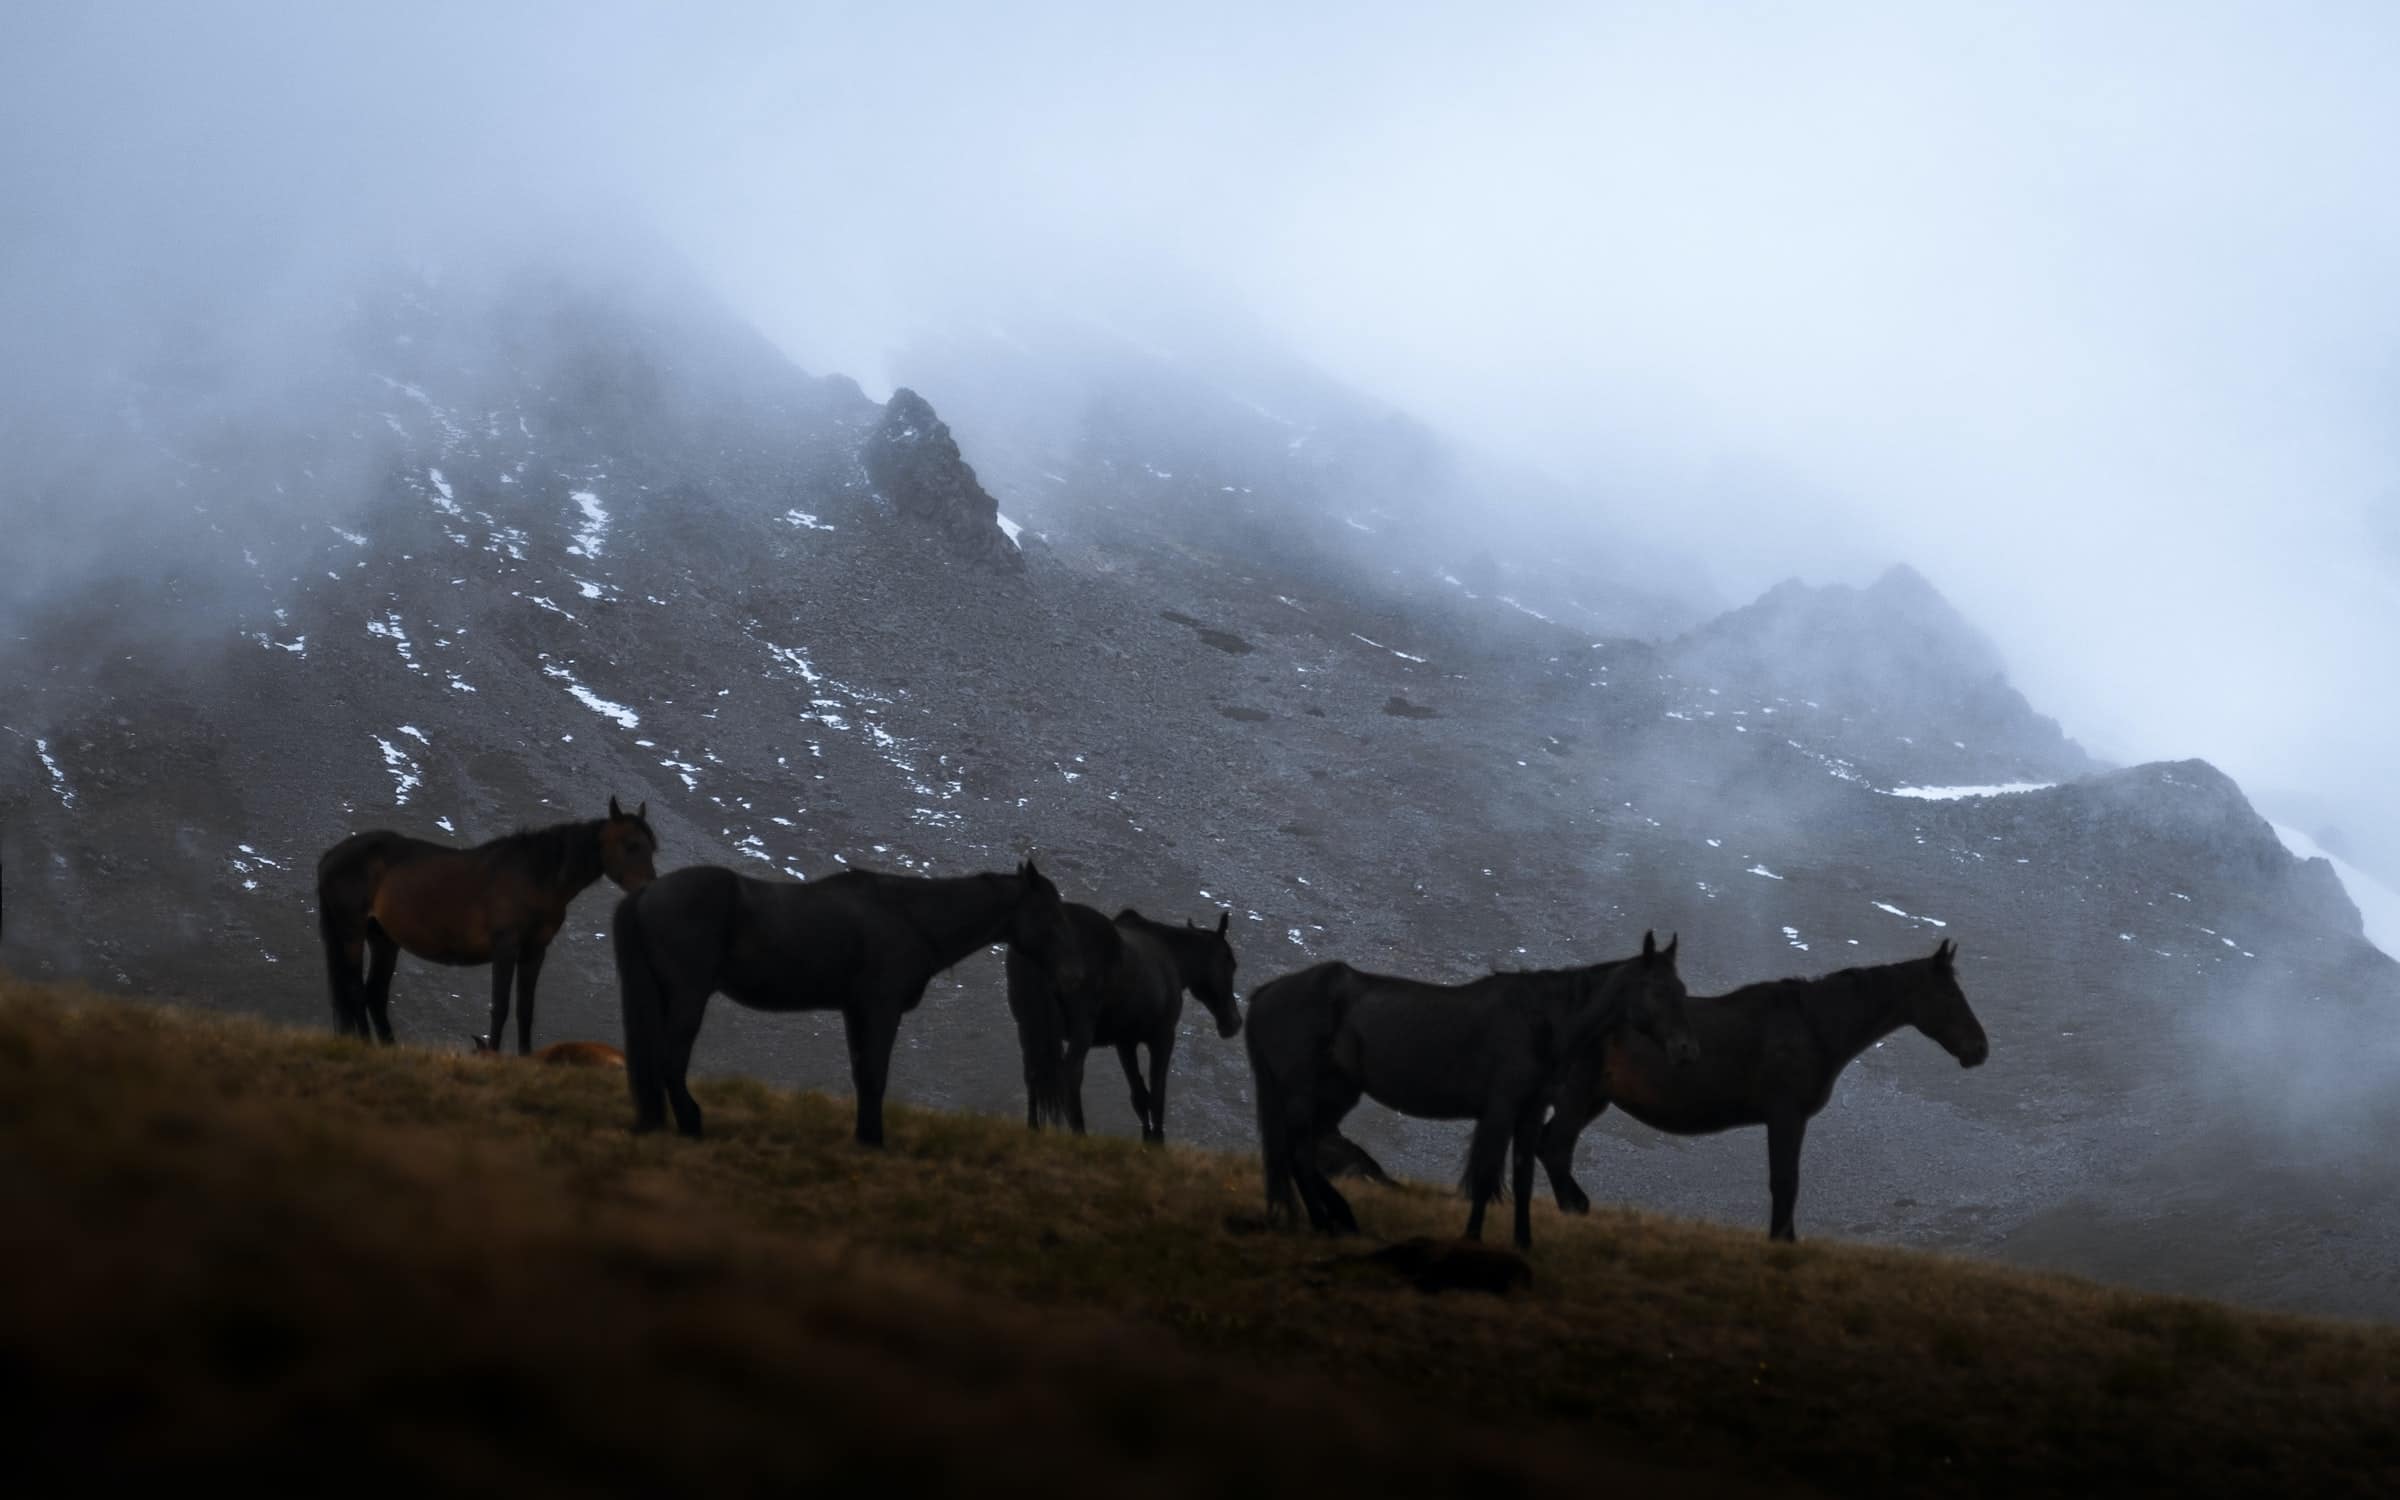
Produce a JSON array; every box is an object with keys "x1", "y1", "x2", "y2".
[
  {"x1": 316, "y1": 799, "x2": 658, "y2": 1049},
  {"x1": 469, "y1": 1034, "x2": 627, "y2": 1068},
  {"x1": 1007, "y1": 905, "x2": 1240, "y2": 1144},
  {"x1": 611, "y1": 859, "x2": 1083, "y2": 1144},
  {"x1": 1245, "y1": 932, "x2": 1695, "y2": 1251},
  {"x1": 1537, "y1": 939, "x2": 1989, "y2": 1241}
]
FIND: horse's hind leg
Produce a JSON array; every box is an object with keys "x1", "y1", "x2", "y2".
[
  {"x1": 842, "y1": 1001, "x2": 903, "y2": 1148},
  {"x1": 513, "y1": 945, "x2": 547, "y2": 1057},
  {"x1": 362, "y1": 928, "x2": 401, "y2": 1044},
  {"x1": 321, "y1": 924, "x2": 368, "y2": 1038},
  {"x1": 1062, "y1": 1035, "x2": 1093, "y2": 1136},
  {"x1": 485, "y1": 942, "x2": 518, "y2": 1059},
  {"x1": 1461, "y1": 1105, "x2": 1514, "y2": 1244},
  {"x1": 1510, "y1": 1108, "x2": 1542, "y2": 1251},
  {"x1": 1766, "y1": 1113, "x2": 1809, "y2": 1242},
  {"x1": 660, "y1": 995, "x2": 707, "y2": 1139},
  {"x1": 1114, "y1": 1041, "x2": 1152, "y2": 1138}
]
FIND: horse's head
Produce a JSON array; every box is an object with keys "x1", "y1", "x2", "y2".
[
  {"x1": 600, "y1": 797, "x2": 658, "y2": 893},
  {"x1": 1010, "y1": 859, "x2": 1086, "y2": 992},
  {"x1": 1911, "y1": 939, "x2": 1988, "y2": 1068},
  {"x1": 1623, "y1": 929, "x2": 1699, "y2": 1066},
  {"x1": 1184, "y1": 909, "x2": 1242, "y2": 1038}
]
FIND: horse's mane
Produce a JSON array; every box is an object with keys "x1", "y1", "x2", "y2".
[{"x1": 474, "y1": 818, "x2": 597, "y2": 883}]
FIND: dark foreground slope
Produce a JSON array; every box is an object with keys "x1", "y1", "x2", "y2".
[{"x1": 2, "y1": 981, "x2": 2394, "y2": 1499}]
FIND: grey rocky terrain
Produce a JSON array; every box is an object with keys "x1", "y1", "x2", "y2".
[{"x1": 4, "y1": 262, "x2": 2394, "y2": 1321}]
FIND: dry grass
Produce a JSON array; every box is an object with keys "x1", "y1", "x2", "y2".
[{"x1": 0, "y1": 977, "x2": 2394, "y2": 1497}]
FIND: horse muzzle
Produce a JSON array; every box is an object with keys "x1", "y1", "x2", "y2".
[{"x1": 1958, "y1": 1039, "x2": 1990, "y2": 1068}]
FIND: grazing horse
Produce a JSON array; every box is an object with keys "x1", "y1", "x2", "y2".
[
  {"x1": 1245, "y1": 932, "x2": 1695, "y2": 1251},
  {"x1": 469, "y1": 1034, "x2": 627, "y2": 1068},
  {"x1": 316, "y1": 799, "x2": 658, "y2": 1049},
  {"x1": 1007, "y1": 905, "x2": 1240, "y2": 1144},
  {"x1": 1536, "y1": 939, "x2": 1989, "y2": 1241},
  {"x1": 611, "y1": 859, "x2": 1083, "y2": 1144}
]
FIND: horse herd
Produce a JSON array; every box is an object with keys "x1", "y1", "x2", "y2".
[{"x1": 317, "y1": 800, "x2": 1991, "y2": 1250}]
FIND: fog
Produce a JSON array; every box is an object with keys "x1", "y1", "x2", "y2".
[{"x1": 7, "y1": 2, "x2": 2397, "y2": 870}]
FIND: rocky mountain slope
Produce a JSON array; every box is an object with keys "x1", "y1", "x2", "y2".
[{"x1": 2, "y1": 262, "x2": 2392, "y2": 1320}]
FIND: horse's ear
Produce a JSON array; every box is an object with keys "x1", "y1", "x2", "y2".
[
  {"x1": 1217, "y1": 910, "x2": 1230, "y2": 936},
  {"x1": 1642, "y1": 929, "x2": 1659, "y2": 961},
  {"x1": 609, "y1": 795, "x2": 623, "y2": 819},
  {"x1": 1664, "y1": 932, "x2": 1679, "y2": 961},
  {"x1": 1935, "y1": 938, "x2": 1956, "y2": 967},
  {"x1": 636, "y1": 800, "x2": 647, "y2": 820}
]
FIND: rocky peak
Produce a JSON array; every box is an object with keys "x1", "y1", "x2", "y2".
[{"x1": 860, "y1": 388, "x2": 1023, "y2": 572}]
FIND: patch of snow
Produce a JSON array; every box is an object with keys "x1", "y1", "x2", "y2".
[
  {"x1": 540, "y1": 662, "x2": 640, "y2": 728},
  {"x1": 1782, "y1": 926, "x2": 1809, "y2": 951},
  {"x1": 436, "y1": 816, "x2": 455, "y2": 833},
  {"x1": 327, "y1": 524, "x2": 369, "y2": 547},
  {"x1": 567, "y1": 490, "x2": 608, "y2": 557},
  {"x1": 1747, "y1": 865, "x2": 1784, "y2": 880},
  {"x1": 1885, "y1": 782, "x2": 2057, "y2": 800},
  {"x1": 995, "y1": 513, "x2": 1024, "y2": 544},
  {"x1": 425, "y1": 468, "x2": 460, "y2": 517},
  {"x1": 783, "y1": 509, "x2": 837, "y2": 532},
  {"x1": 374, "y1": 736, "x2": 422, "y2": 805},
  {"x1": 34, "y1": 739, "x2": 75, "y2": 808}
]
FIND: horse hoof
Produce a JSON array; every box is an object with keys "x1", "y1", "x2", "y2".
[
  {"x1": 1142, "y1": 1130, "x2": 1165, "y2": 1147},
  {"x1": 1558, "y1": 1193, "x2": 1591, "y2": 1217}
]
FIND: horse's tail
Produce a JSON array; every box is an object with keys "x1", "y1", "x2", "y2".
[
  {"x1": 314, "y1": 835, "x2": 380, "y2": 1034},
  {"x1": 1244, "y1": 971, "x2": 1304, "y2": 1224},
  {"x1": 611, "y1": 885, "x2": 672, "y2": 1120},
  {"x1": 1008, "y1": 945, "x2": 1072, "y2": 1128}
]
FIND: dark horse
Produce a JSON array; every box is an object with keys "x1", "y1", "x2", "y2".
[
  {"x1": 1537, "y1": 939, "x2": 1989, "y2": 1241},
  {"x1": 1245, "y1": 932, "x2": 1696, "y2": 1251},
  {"x1": 611, "y1": 859, "x2": 1083, "y2": 1144},
  {"x1": 316, "y1": 798, "x2": 658, "y2": 1049},
  {"x1": 1006, "y1": 905, "x2": 1240, "y2": 1144}
]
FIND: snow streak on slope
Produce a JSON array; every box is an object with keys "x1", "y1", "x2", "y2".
[
  {"x1": 2273, "y1": 824, "x2": 2400, "y2": 957},
  {"x1": 1885, "y1": 782, "x2": 2057, "y2": 800}
]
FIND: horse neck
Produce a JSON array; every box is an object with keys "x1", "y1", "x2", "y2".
[
  {"x1": 889, "y1": 872, "x2": 1024, "y2": 969},
  {"x1": 1804, "y1": 966, "x2": 1919, "y2": 1065},
  {"x1": 1120, "y1": 916, "x2": 1210, "y2": 988},
  {"x1": 1554, "y1": 963, "x2": 1634, "y2": 1054},
  {"x1": 555, "y1": 821, "x2": 607, "y2": 894}
]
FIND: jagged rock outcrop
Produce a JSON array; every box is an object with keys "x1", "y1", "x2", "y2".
[
  {"x1": 860, "y1": 388, "x2": 1023, "y2": 571},
  {"x1": 1666, "y1": 563, "x2": 2091, "y2": 780}
]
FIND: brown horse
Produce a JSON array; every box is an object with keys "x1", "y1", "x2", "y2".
[
  {"x1": 316, "y1": 798, "x2": 658, "y2": 1050},
  {"x1": 469, "y1": 1035, "x2": 628, "y2": 1068},
  {"x1": 1536, "y1": 939, "x2": 1988, "y2": 1241}
]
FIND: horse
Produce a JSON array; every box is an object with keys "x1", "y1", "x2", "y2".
[
  {"x1": 610, "y1": 859, "x2": 1084, "y2": 1144},
  {"x1": 1535, "y1": 938, "x2": 1988, "y2": 1242},
  {"x1": 1006, "y1": 905, "x2": 1240, "y2": 1144},
  {"x1": 1244, "y1": 932, "x2": 1695, "y2": 1251},
  {"x1": 316, "y1": 798, "x2": 658, "y2": 1050},
  {"x1": 468, "y1": 1034, "x2": 627, "y2": 1068}
]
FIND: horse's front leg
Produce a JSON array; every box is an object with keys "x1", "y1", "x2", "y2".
[
  {"x1": 1766, "y1": 1113, "x2": 1809, "y2": 1242},
  {"x1": 513, "y1": 944, "x2": 547, "y2": 1057},
  {"x1": 1539, "y1": 1094, "x2": 1606, "y2": 1215},
  {"x1": 1113, "y1": 1042, "x2": 1152, "y2": 1139},
  {"x1": 1143, "y1": 1036, "x2": 1174, "y2": 1146}
]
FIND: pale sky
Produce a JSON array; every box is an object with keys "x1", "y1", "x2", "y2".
[{"x1": 8, "y1": 1, "x2": 2397, "y2": 862}]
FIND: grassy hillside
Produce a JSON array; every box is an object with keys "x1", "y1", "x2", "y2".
[{"x1": 0, "y1": 978, "x2": 2393, "y2": 1497}]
